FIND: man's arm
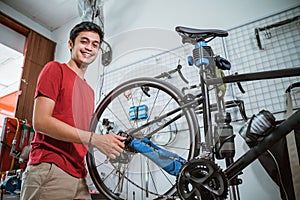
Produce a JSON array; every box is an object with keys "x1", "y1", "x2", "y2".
[{"x1": 33, "y1": 96, "x2": 125, "y2": 159}]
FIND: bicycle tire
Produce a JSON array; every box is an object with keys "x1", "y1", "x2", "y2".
[{"x1": 87, "y1": 77, "x2": 200, "y2": 200}]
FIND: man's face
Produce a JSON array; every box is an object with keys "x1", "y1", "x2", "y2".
[{"x1": 69, "y1": 31, "x2": 100, "y2": 67}]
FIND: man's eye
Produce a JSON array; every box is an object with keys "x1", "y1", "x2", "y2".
[{"x1": 93, "y1": 43, "x2": 99, "y2": 48}]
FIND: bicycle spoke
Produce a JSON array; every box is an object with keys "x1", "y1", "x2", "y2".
[
  {"x1": 87, "y1": 77, "x2": 200, "y2": 199},
  {"x1": 117, "y1": 96, "x2": 133, "y2": 129},
  {"x1": 146, "y1": 87, "x2": 159, "y2": 123}
]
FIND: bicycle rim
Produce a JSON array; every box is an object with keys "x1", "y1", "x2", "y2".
[{"x1": 87, "y1": 77, "x2": 200, "y2": 200}]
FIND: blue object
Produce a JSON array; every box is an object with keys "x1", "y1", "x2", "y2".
[
  {"x1": 194, "y1": 40, "x2": 210, "y2": 67},
  {"x1": 195, "y1": 58, "x2": 209, "y2": 66},
  {"x1": 129, "y1": 105, "x2": 148, "y2": 120},
  {"x1": 187, "y1": 56, "x2": 193, "y2": 66},
  {"x1": 130, "y1": 138, "x2": 186, "y2": 176},
  {"x1": 129, "y1": 106, "x2": 138, "y2": 120},
  {"x1": 138, "y1": 104, "x2": 148, "y2": 119},
  {"x1": 3, "y1": 176, "x2": 21, "y2": 194},
  {"x1": 195, "y1": 40, "x2": 207, "y2": 48},
  {"x1": 215, "y1": 55, "x2": 231, "y2": 70}
]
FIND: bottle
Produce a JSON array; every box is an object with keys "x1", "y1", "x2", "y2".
[{"x1": 214, "y1": 112, "x2": 235, "y2": 159}]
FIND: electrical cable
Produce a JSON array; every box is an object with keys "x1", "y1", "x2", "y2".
[{"x1": 266, "y1": 149, "x2": 289, "y2": 200}]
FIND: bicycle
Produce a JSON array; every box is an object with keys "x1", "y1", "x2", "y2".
[{"x1": 86, "y1": 26, "x2": 300, "y2": 200}]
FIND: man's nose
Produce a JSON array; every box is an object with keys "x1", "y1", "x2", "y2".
[{"x1": 85, "y1": 42, "x2": 93, "y2": 50}]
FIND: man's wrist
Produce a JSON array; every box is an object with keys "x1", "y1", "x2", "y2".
[{"x1": 88, "y1": 132, "x2": 94, "y2": 146}]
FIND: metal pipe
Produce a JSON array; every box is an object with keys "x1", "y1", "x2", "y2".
[{"x1": 206, "y1": 67, "x2": 300, "y2": 85}]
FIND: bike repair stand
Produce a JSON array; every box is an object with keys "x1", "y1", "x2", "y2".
[
  {"x1": 214, "y1": 112, "x2": 242, "y2": 200},
  {"x1": 193, "y1": 39, "x2": 242, "y2": 200}
]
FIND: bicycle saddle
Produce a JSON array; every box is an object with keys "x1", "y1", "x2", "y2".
[{"x1": 176, "y1": 26, "x2": 228, "y2": 44}]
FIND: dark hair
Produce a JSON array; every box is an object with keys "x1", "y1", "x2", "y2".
[{"x1": 69, "y1": 21, "x2": 104, "y2": 45}]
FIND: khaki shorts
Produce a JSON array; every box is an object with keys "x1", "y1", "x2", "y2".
[{"x1": 20, "y1": 163, "x2": 91, "y2": 200}]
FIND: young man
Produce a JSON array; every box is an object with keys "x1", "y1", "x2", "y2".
[{"x1": 20, "y1": 21, "x2": 125, "y2": 200}]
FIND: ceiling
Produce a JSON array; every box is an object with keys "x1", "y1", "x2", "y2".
[
  {"x1": 0, "y1": 43, "x2": 23, "y2": 97},
  {"x1": 1, "y1": 0, "x2": 79, "y2": 31},
  {"x1": 0, "y1": 0, "x2": 80, "y2": 98}
]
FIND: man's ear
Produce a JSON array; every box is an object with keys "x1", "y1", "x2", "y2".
[{"x1": 68, "y1": 40, "x2": 73, "y2": 51}]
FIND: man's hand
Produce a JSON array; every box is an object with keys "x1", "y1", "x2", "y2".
[{"x1": 91, "y1": 133, "x2": 126, "y2": 159}]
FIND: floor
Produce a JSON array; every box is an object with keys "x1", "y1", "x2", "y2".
[
  {"x1": 1, "y1": 193, "x2": 20, "y2": 200},
  {"x1": 0, "y1": 193, "x2": 107, "y2": 200}
]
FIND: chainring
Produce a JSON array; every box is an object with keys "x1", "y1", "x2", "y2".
[{"x1": 176, "y1": 158, "x2": 228, "y2": 200}]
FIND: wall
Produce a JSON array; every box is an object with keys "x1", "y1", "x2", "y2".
[
  {"x1": 89, "y1": 11, "x2": 299, "y2": 199},
  {"x1": 51, "y1": 0, "x2": 300, "y2": 93},
  {"x1": 75, "y1": 2, "x2": 298, "y2": 200},
  {"x1": 103, "y1": 0, "x2": 300, "y2": 35}
]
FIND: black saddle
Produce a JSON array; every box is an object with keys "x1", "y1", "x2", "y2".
[{"x1": 176, "y1": 26, "x2": 228, "y2": 44}]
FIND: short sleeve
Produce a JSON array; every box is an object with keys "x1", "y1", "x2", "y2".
[{"x1": 35, "y1": 61, "x2": 63, "y2": 101}]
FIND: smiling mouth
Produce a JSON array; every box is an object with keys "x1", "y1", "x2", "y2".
[
  {"x1": 81, "y1": 52, "x2": 94, "y2": 58},
  {"x1": 82, "y1": 52, "x2": 93, "y2": 57}
]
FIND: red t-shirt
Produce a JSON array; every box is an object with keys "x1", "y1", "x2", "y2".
[{"x1": 28, "y1": 61, "x2": 94, "y2": 178}]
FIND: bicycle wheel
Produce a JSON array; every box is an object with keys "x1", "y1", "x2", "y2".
[{"x1": 87, "y1": 77, "x2": 200, "y2": 200}]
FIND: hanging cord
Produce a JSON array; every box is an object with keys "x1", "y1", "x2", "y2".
[{"x1": 266, "y1": 149, "x2": 289, "y2": 200}]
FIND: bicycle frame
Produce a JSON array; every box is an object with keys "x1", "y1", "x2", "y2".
[
  {"x1": 202, "y1": 67, "x2": 300, "y2": 181},
  {"x1": 199, "y1": 52, "x2": 300, "y2": 199},
  {"x1": 224, "y1": 109, "x2": 300, "y2": 180},
  {"x1": 87, "y1": 26, "x2": 300, "y2": 200},
  {"x1": 178, "y1": 27, "x2": 300, "y2": 198}
]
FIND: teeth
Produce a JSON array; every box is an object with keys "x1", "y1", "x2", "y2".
[{"x1": 83, "y1": 52, "x2": 91, "y2": 57}]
